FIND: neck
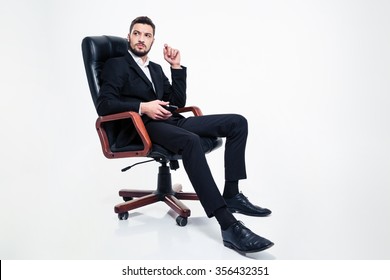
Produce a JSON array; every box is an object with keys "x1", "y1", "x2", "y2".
[
  {"x1": 129, "y1": 49, "x2": 148, "y2": 63},
  {"x1": 140, "y1": 56, "x2": 148, "y2": 63}
]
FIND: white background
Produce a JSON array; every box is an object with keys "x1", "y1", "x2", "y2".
[{"x1": 1, "y1": 0, "x2": 389, "y2": 260}]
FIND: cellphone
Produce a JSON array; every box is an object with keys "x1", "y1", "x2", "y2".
[{"x1": 162, "y1": 104, "x2": 178, "y2": 112}]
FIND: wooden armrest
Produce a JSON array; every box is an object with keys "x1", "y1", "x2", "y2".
[
  {"x1": 96, "y1": 111, "x2": 152, "y2": 159},
  {"x1": 95, "y1": 106, "x2": 203, "y2": 159}
]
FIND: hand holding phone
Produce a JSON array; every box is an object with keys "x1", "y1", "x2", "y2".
[{"x1": 162, "y1": 104, "x2": 178, "y2": 112}]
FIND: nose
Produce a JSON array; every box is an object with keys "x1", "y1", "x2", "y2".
[{"x1": 138, "y1": 34, "x2": 145, "y2": 42}]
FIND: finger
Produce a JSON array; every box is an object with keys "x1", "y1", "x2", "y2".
[
  {"x1": 163, "y1": 44, "x2": 169, "y2": 55},
  {"x1": 158, "y1": 100, "x2": 169, "y2": 106},
  {"x1": 167, "y1": 47, "x2": 173, "y2": 58},
  {"x1": 161, "y1": 107, "x2": 171, "y2": 115},
  {"x1": 164, "y1": 45, "x2": 170, "y2": 55},
  {"x1": 169, "y1": 47, "x2": 176, "y2": 58}
]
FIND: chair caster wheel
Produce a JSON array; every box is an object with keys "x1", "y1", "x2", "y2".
[
  {"x1": 118, "y1": 212, "x2": 129, "y2": 220},
  {"x1": 123, "y1": 197, "x2": 133, "y2": 202},
  {"x1": 176, "y1": 216, "x2": 187, "y2": 227}
]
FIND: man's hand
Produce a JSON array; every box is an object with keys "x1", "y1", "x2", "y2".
[
  {"x1": 140, "y1": 100, "x2": 173, "y2": 120},
  {"x1": 163, "y1": 44, "x2": 181, "y2": 69}
]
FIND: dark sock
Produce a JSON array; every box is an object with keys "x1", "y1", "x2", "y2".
[
  {"x1": 214, "y1": 206, "x2": 237, "y2": 230},
  {"x1": 223, "y1": 180, "x2": 239, "y2": 199}
]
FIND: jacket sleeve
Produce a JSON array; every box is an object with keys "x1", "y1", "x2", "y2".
[{"x1": 162, "y1": 66, "x2": 187, "y2": 108}]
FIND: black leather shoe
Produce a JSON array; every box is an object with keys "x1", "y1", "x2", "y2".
[
  {"x1": 225, "y1": 193, "x2": 272, "y2": 217},
  {"x1": 222, "y1": 221, "x2": 274, "y2": 254}
]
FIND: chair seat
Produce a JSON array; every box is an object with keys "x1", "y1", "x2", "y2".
[{"x1": 111, "y1": 137, "x2": 223, "y2": 161}]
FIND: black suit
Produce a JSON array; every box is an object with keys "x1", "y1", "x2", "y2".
[{"x1": 97, "y1": 51, "x2": 248, "y2": 217}]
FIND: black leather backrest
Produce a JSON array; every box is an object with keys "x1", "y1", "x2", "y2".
[{"x1": 81, "y1": 36, "x2": 128, "y2": 108}]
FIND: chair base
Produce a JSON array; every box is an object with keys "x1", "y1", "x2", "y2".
[{"x1": 114, "y1": 162, "x2": 199, "y2": 224}]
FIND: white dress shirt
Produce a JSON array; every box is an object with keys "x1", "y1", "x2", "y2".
[
  {"x1": 128, "y1": 50, "x2": 155, "y2": 92},
  {"x1": 128, "y1": 50, "x2": 156, "y2": 114}
]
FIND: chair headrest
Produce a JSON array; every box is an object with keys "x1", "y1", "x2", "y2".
[{"x1": 81, "y1": 35, "x2": 128, "y2": 108}]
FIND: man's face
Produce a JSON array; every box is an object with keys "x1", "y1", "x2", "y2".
[{"x1": 128, "y1": 23, "x2": 154, "y2": 57}]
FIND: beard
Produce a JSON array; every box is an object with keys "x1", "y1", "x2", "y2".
[{"x1": 129, "y1": 43, "x2": 151, "y2": 57}]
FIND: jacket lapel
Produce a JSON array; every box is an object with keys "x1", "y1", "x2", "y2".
[
  {"x1": 125, "y1": 52, "x2": 156, "y2": 95},
  {"x1": 148, "y1": 64, "x2": 163, "y2": 99}
]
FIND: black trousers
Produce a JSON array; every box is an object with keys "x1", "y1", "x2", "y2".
[{"x1": 145, "y1": 114, "x2": 248, "y2": 217}]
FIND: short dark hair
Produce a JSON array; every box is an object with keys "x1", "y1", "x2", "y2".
[{"x1": 129, "y1": 16, "x2": 156, "y2": 35}]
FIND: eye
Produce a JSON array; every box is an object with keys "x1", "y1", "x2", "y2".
[{"x1": 146, "y1": 34, "x2": 152, "y2": 38}]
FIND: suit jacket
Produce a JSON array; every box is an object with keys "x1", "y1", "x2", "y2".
[{"x1": 96, "y1": 51, "x2": 187, "y2": 147}]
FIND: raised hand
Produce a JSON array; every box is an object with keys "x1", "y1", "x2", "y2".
[{"x1": 163, "y1": 44, "x2": 181, "y2": 69}]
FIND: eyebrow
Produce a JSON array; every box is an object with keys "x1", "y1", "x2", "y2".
[{"x1": 133, "y1": 29, "x2": 153, "y2": 36}]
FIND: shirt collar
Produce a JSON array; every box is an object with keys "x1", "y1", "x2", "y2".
[{"x1": 128, "y1": 50, "x2": 150, "y2": 67}]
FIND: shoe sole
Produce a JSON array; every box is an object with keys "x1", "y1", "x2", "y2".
[
  {"x1": 223, "y1": 240, "x2": 274, "y2": 255},
  {"x1": 228, "y1": 208, "x2": 272, "y2": 217}
]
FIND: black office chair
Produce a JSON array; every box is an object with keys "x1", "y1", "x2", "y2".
[{"x1": 81, "y1": 35, "x2": 222, "y2": 226}]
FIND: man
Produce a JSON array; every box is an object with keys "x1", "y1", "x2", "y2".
[{"x1": 97, "y1": 16, "x2": 274, "y2": 254}]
